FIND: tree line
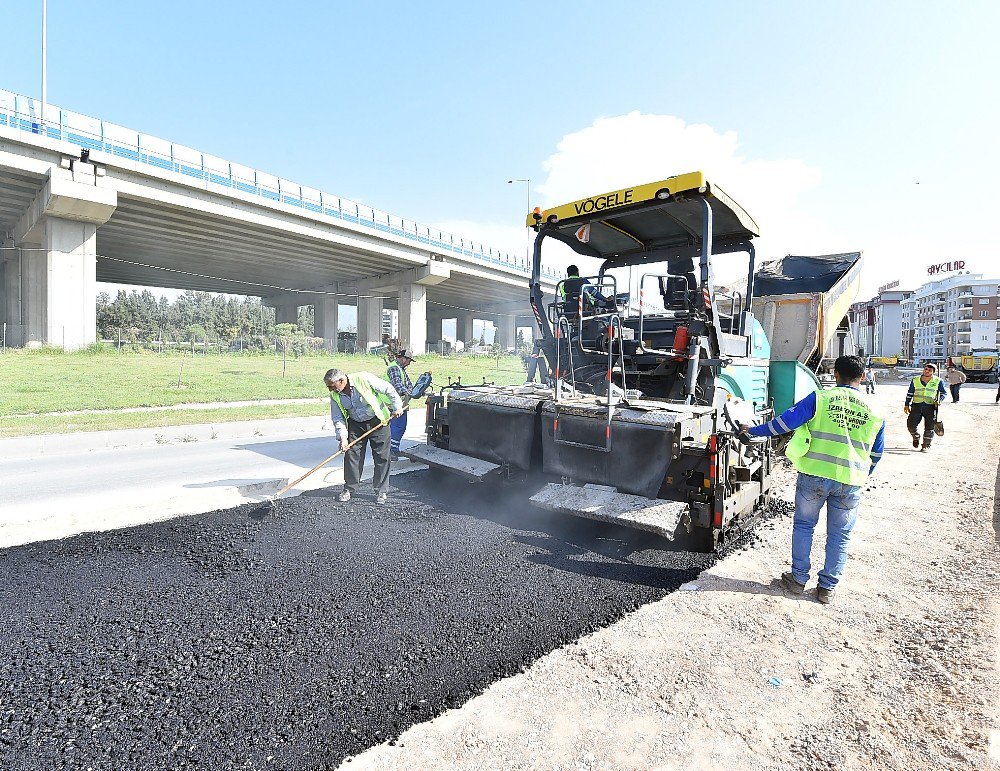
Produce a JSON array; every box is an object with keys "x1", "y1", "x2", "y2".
[{"x1": 96, "y1": 289, "x2": 315, "y2": 344}]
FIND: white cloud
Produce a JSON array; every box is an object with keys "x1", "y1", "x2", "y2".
[
  {"x1": 441, "y1": 113, "x2": 992, "y2": 300},
  {"x1": 536, "y1": 111, "x2": 829, "y2": 271}
]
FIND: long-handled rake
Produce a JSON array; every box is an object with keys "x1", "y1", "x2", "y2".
[{"x1": 248, "y1": 419, "x2": 389, "y2": 519}]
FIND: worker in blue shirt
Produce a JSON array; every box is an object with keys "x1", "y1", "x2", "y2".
[
  {"x1": 746, "y1": 391, "x2": 886, "y2": 475},
  {"x1": 742, "y1": 356, "x2": 885, "y2": 605}
]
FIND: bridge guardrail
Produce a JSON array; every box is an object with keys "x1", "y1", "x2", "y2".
[{"x1": 0, "y1": 89, "x2": 560, "y2": 281}]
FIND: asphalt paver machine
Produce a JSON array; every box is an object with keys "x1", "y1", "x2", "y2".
[{"x1": 405, "y1": 173, "x2": 787, "y2": 551}]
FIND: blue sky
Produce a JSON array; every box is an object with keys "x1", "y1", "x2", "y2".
[{"x1": 4, "y1": 0, "x2": 999, "y2": 302}]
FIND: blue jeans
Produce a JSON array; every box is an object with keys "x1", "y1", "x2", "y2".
[
  {"x1": 791, "y1": 473, "x2": 862, "y2": 590},
  {"x1": 389, "y1": 410, "x2": 408, "y2": 453}
]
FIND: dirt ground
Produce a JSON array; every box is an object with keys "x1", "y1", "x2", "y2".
[{"x1": 344, "y1": 382, "x2": 1000, "y2": 771}]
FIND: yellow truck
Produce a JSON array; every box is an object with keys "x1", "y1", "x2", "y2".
[{"x1": 948, "y1": 351, "x2": 999, "y2": 383}]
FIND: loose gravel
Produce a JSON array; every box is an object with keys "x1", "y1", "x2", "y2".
[{"x1": 0, "y1": 470, "x2": 764, "y2": 771}]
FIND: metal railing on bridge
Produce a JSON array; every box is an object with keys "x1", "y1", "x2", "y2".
[{"x1": 0, "y1": 89, "x2": 560, "y2": 281}]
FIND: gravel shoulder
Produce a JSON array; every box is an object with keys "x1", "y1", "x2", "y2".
[{"x1": 346, "y1": 382, "x2": 1000, "y2": 771}]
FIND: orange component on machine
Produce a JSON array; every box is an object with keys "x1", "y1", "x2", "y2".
[{"x1": 672, "y1": 325, "x2": 689, "y2": 356}]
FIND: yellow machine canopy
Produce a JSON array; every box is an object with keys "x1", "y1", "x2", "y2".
[{"x1": 527, "y1": 172, "x2": 759, "y2": 262}]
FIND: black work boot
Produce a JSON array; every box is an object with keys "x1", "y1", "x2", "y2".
[
  {"x1": 911, "y1": 434, "x2": 920, "y2": 449},
  {"x1": 816, "y1": 587, "x2": 836, "y2": 605},
  {"x1": 781, "y1": 572, "x2": 806, "y2": 595}
]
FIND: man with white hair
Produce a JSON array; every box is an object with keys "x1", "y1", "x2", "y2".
[{"x1": 324, "y1": 368, "x2": 403, "y2": 504}]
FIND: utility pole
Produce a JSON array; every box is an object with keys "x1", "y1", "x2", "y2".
[
  {"x1": 41, "y1": 0, "x2": 47, "y2": 122},
  {"x1": 507, "y1": 179, "x2": 531, "y2": 264}
]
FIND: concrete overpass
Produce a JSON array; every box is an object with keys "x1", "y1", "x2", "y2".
[{"x1": 0, "y1": 89, "x2": 558, "y2": 352}]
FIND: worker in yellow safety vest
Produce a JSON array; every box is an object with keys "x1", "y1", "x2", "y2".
[
  {"x1": 558, "y1": 264, "x2": 608, "y2": 316},
  {"x1": 386, "y1": 350, "x2": 416, "y2": 461},
  {"x1": 743, "y1": 355, "x2": 885, "y2": 605},
  {"x1": 324, "y1": 368, "x2": 403, "y2": 504},
  {"x1": 903, "y1": 363, "x2": 947, "y2": 451}
]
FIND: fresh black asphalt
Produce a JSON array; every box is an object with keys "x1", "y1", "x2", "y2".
[{"x1": 0, "y1": 470, "x2": 778, "y2": 770}]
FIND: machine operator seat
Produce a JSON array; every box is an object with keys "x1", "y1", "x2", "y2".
[
  {"x1": 659, "y1": 275, "x2": 693, "y2": 314},
  {"x1": 561, "y1": 276, "x2": 587, "y2": 317}
]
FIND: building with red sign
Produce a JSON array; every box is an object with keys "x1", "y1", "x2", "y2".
[{"x1": 900, "y1": 272, "x2": 1000, "y2": 364}]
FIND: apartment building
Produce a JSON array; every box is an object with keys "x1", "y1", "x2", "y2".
[
  {"x1": 900, "y1": 272, "x2": 1000, "y2": 364},
  {"x1": 849, "y1": 288, "x2": 913, "y2": 358}
]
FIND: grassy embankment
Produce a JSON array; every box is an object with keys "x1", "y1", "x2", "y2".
[{"x1": 0, "y1": 349, "x2": 527, "y2": 438}]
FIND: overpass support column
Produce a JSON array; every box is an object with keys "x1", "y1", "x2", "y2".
[
  {"x1": 495, "y1": 314, "x2": 516, "y2": 350},
  {"x1": 314, "y1": 297, "x2": 339, "y2": 352},
  {"x1": 1, "y1": 240, "x2": 22, "y2": 347},
  {"x1": 426, "y1": 316, "x2": 442, "y2": 350},
  {"x1": 397, "y1": 283, "x2": 427, "y2": 355},
  {"x1": 13, "y1": 163, "x2": 116, "y2": 350},
  {"x1": 357, "y1": 296, "x2": 383, "y2": 352},
  {"x1": 274, "y1": 304, "x2": 298, "y2": 326},
  {"x1": 20, "y1": 219, "x2": 100, "y2": 350},
  {"x1": 456, "y1": 312, "x2": 474, "y2": 346}
]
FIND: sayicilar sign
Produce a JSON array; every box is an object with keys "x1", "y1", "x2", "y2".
[{"x1": 927, "y1": 260, "x2": 965, "y2": 275}]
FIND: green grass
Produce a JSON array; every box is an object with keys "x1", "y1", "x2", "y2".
[
  {"x1": 0, "y1": 349, "x2": 528, "y2": 436},
  {"x1": 0, "y1": 402, "x2": 328, "y2": 439}
]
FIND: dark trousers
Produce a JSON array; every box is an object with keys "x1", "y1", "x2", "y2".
[
  {"x1": 526, "y1": 354, "x2": 549, "y2": 383},
  {"x1": 949, "y1": 383, "x2": 961, "y2": 402},
  {"x1": 344, "y1": 416, "x2": 391, "y2": 494},
  {"x1": 906, "y1": 403, "x2": 937, "y2": 446}
]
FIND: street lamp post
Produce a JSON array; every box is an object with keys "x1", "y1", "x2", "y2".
[
  {"x1": 41, "y1": 0, "x2": 47, "y2": 123},
  {"x1": 507, "y1": 178, "x2": 531, "y2": 265}
]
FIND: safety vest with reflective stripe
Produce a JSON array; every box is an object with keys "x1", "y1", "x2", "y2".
[
  {"x1": 785, "y1": 387, "x2": 882, "y2": 486},
  {"x1": 330, "y1": 372, "x2": 394, "y2": 424},
  {"x1": 386, "y1": 362, "x2": 413, "y2": 397},
  {"x1": 910, "y1": 375, "x2": 942, "y2": 405}
]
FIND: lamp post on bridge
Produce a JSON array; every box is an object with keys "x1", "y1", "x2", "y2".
[
  {"x1": 507, "y1": 178, "x2": 531, "y2": 266},
  {"x1": 41, "y1": 0, "x2": 47, "y2": 123}
]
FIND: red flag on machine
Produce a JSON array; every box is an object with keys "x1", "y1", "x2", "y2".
[{"x1": 575, "y1": 224, "x2": 591, "y2": 243}]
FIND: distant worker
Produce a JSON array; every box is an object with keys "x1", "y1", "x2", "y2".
[
  {"x1": 861, "y1": 366, "x2": 876, "y2": 395},
  {"x1": 944, "y1": 365, "x2": 966, "y2": 403},
  {"x1": 904, "y1": 363, "x2": 947, "y2": 451},
  {"x1": 324, "y1": 368, "x2": 403, "y2": 505},
  {"x1": 742, "y1": 355, "x2": 884, "y2": 605},
  {"x1": 386, "y1": 350, "x2": 416, "y2": 462},
  {"x1": 524, "y1": 339, "x2": 549, "y2": 385}
]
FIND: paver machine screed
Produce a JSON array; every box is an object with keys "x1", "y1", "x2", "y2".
[{"x1": 405, "y1": 172, "x2": 792, "y2": 551}]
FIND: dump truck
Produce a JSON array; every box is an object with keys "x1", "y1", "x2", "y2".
[
  {"x1": 405, "y1": 173, "x2": 830, "y2": 551},
  {"x1": 749, "y1": 252, "x2": 864, "y2": 413},
  {"x1": 947, "y1": 351, "x2": 999, "y2": 383}
]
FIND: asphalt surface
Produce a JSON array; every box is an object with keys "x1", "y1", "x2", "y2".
[{"x1": 0, "y1": 471, "x2": 760, "y2": 771}]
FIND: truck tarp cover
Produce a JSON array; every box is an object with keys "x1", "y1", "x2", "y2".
[{"x1": 753, "y1": 253, "x2": 862, "y2": 296}]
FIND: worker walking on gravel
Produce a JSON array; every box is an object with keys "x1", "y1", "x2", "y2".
[
  {"x1": 861, "y1": 366, "x2": 876, "y2": 395},
  {"x1": 904, "y1": 364, "x2": 947, "y2": 451},
  {"x1": 742, "y1": 355, "x2": 884, "y2": 605},
  {"x1": 944, "y1": 365, "x2": 966, "y2": 403},
  {"x1": 324, "y1": 368, "x2": 404, "y2": 505},
  {"x1": 386, "y1": 350, "x2": 416, "y2": 462}
]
